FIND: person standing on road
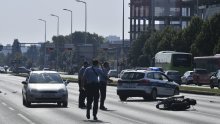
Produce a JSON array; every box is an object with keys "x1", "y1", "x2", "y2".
[
  {"x1": 99, "y1": 62, "x2": 112, "y2": 110},
  {"x1": 78, "y1": 61, "x2": 89, "y2": 109},
  {"x1": 82, "y1": 59, "x2": 102, "y2": 120}
]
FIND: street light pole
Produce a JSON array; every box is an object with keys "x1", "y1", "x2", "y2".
[
  {"x1": 38, "y1": 19, "x2": 47, "y2": 68},
  {"x1": 51, "y1": 14, "x2": 60, "y2": 36},
  {"x1": 51, "y1": 14, "x2": 60, "y2": 71},
  {"x1": 76, "y1": 0, "x2": 87, "y2": 45},
  {"x1": 63, "y1": 9, "x2": 73, "y2": 36},
  {"x1": 122, "y1": 0, "x2": 125, "y2": 69}
]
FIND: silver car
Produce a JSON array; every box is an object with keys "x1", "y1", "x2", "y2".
[{"x1": 22, "y1": 71, "x2": 69, "y2": 107}]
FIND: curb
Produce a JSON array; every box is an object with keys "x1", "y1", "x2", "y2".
[{"x1": 180, "y1": 90, "x2": 220, "y2": 96}]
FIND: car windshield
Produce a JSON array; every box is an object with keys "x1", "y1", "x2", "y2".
[
  {"x1": 195, "y1": 69, "x2": 208, "y2": 74},
  {"x1": 29, "y1": 73, "x2": 63, "y2": 83},
  {"x1": 121, "y1": 72, "x2": 145, "y2": 80}
]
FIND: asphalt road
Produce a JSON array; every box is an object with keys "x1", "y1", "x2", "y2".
[{"x1": 0, "y1": 73, "x2": 220, "y2": 124}]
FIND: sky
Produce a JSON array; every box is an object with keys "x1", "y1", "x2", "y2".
[{"x1": 0, "y1": 0, "x2": 130, "y2": 45}]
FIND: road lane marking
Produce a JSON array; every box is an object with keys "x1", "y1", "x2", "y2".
[
  {"x1": 17, "y1": 113, "x2": 35, "y2": 124},
  {"x1": 2, "y1": 102, "x2": 7, "y2": 105},
  {"x1": 8, "y1": 107, "x2": 15, "y2": 111}
]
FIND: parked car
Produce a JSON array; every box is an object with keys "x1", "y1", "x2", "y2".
[
  {"x1": 0, "y1": 66, "x2": 5, "y2": 73},
  {"x1": 147, "y1": 67, "x2": 164, "y2": 72},
  {"x1": 108, "y1": 69, "x2": 118, "y2": 78},
  {"x1": 13, "y1": 66, "x2": 31, "y2": 74},
  {"x1": 181, "y1": 71, "x2": 194, "y2": 85},
  {"x1": 165, "y1": 70, "x2": 182, "y2": 85},
  {"x1": 21, "y1": 71, "x2": 69, "y2": 107},
  {"x1": 118, "y1": 69, "x2": 134, "y2": 78},
  {"x1": 209, "y1": 70, "x2": 220, "y2": 89},
  {"x1": 117, "y1": 70, "x2": 179, "y2": 101},
  {"x1": 193, "y1": 68, "x2": 210, "y2": 86}
]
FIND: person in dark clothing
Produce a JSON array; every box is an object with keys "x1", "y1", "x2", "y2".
[
  {"x1": 78, "y1": 61, "x2": 89, "y2": 109},
  {"x1": 82, "y1": 59, "x2": 102, "y2": 120},
  {"x1": 99, "y1": 62, "x2": 112, "y2": 110}
]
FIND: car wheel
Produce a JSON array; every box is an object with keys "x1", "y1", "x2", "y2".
[
  {"x1": 22, "y1": 96, "x2": 27, "y2": 106},
  {"x1": 119, "y1": 96, "x2": 127, "y2": 101},
  {"x1": 173, "y1": 88, "x2": 180, "y2": 95},
  {"x1": 197, "y1": 82, "x2": 201, "y2": 86},
  {"x1": 210, "y1": 81, "x2": 214, "y2": 89},
  {"x1": 63, "y1": 101, "x2": 68, "y2": 107},
  {"x1": 150, "y1": 89, "x2": 157, "y2": 100},
  {"x1": 26, "y1": 100, "x2": 31, "y2": 107},
  {"x1": 57, "y1": 102, "x2": 62, "y2": 107}
]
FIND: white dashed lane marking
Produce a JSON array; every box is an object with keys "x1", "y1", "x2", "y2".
[
  {"x1": 2, "y1": 102, "x2": 7, "y2": 106},
  {"x1": 17, "y1": 113, "x2": 35, "y2": 124},
  {"x1": 8, "y1": 107, "x2": 15, "y2": 111}
]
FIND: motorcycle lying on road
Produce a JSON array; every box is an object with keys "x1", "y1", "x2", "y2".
[{"x1": 156, "y1": 95, "x2": 197, "y2": 111}]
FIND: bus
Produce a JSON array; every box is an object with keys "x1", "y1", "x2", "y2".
[
  {"x1": 194, "y1": 54, "x2": 220, "y2": 73},
  {"x1": 154, "y1": 51, "x2": 193, "y2": 75}
]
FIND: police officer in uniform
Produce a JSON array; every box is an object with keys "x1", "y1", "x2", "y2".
[
  {"x1": 99, "y1": 62, "x2": 112, "y2": 110},
  {"x1": 78, "y1": 61, "x2": 89, "y2": 108},
  {"x1": 82, "y1": 59, "x2": 102, "y2": 120}
]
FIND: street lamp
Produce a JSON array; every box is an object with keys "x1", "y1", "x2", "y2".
[
  {"x1": 50, "y1": 14, "x2": 60, "y2": 36},
  {"x1": 50, "y1": 14, "x2": 60, "y2": 71},
  {"x1": 63, "y1": 8, "x2": 74, "y2": 72},
  {"x1": 38, "y1": 19, "x2": 47, "y2": 68},
  {"x1": 63, "y1": 9, "x2": 73, "y2": 36},
  {"x1": 76, "y1": 0, "x2": 87, "y2": 45},
  {"x1": 122, "y1": 0, "x2": 125, "y2": 69}
]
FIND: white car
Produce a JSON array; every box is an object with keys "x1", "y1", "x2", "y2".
[
  {"x1": 22, "y1": 71, "x2": 69, "y2": 107},
  {"x1": 117, "y1": 70, "x2": 179, "y2": 101}
]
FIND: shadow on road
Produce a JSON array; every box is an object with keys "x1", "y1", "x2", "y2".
[
  {"x1": 83, "y1": 119, "x2": 110, "y2": 123},
  {"x1": 26, "y1": 103, "x2": 67, "y2": 108}
]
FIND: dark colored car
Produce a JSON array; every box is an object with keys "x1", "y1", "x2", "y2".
[
  {"x1": 193, "y1": 68, "x2": 210, "y2": 86},
  {"x1": 210, "y1": 70, "x2": 220, "y2": 89},
  {"x1": 165, "y1": 70, "x2": 182, "y2": 85},
  {"x1": 13, "y1": 67, "x2": 31, "y2": 74}
]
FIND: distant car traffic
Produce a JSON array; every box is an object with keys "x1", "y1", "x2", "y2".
[
  {"x1": 193, "y1": 68, "x2": 210, "y2": 86},
  {"x1": 0, "y1": 66, "x2": 5, "y2": 73},
  {"x1": 21, "y1": 71, "x2": 69, "y2": 107},
  {"x1": 108, "y1": 69, "x2": 118, "y2": 78},
  {"x1": 165, "y1": 70, "x2": 182, "y2": 85},
  {"x1": 117, "y1": 70, "x2": 179, "y2": 101},
  {"x1": 13, "y1": 66, "x2": 31, "y2": 74},
  {"x1": 209, "y1": 70, "x2": 220, "y2": 89},
  {"x1": 181, "y1": 71, "x2": 194, "y2": 85}
]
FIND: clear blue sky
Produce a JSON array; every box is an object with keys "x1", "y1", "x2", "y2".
[{"x1": 0, "y1": 0, "x2": 130, "y2": 45}]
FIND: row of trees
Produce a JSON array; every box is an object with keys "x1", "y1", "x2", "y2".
[
  {"x1": 0, "y1": 32, "x2": 105, "y2": 71},
  {"x1": 128, "y1": 13, "x2": 220, "y2": 67}
]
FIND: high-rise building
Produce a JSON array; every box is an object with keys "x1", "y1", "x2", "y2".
[{"x1": 129, "y1": 0, "x2": 220, "y2": 42}]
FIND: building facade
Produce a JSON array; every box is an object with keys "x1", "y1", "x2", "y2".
[{"x1": 129, "y1": 0, "x2": 220, "y2": 42}]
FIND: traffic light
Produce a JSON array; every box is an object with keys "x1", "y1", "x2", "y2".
[{"x1": 0, "y1": 44, "x2": 3, "y2": 51}]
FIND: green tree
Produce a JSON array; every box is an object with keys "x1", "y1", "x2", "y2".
[
  {"x1": 128, "y1": 28, "x2": 154, "y2": 67},
  {"x1": 11, "y1": 39, "x2": 22, "y2": 66}
]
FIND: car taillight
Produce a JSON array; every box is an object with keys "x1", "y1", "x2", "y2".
[{"x1": 138, "y1": 79, "x2": 150, "y2": 86}]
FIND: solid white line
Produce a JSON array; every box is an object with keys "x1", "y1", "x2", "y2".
[
  {"x1": 17, "y1": 113, "x2": 35, "y2": 124},
  {"x1": 2, "y1": 102, "x2": 7, "y2": 106},
  {"x1": 8, "y1": 107, "x2": 15, "y2": 111}
]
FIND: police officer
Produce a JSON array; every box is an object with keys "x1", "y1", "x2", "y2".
[
  {"x1": 99, "y1": 62, "x2": 112, "y2": 110},
  {"x1": 82, "y1": 59, "x2": 102, "y2": 120},
  {"x1": 78, "y1": 61, "x2": 88, "y2": 109}
]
